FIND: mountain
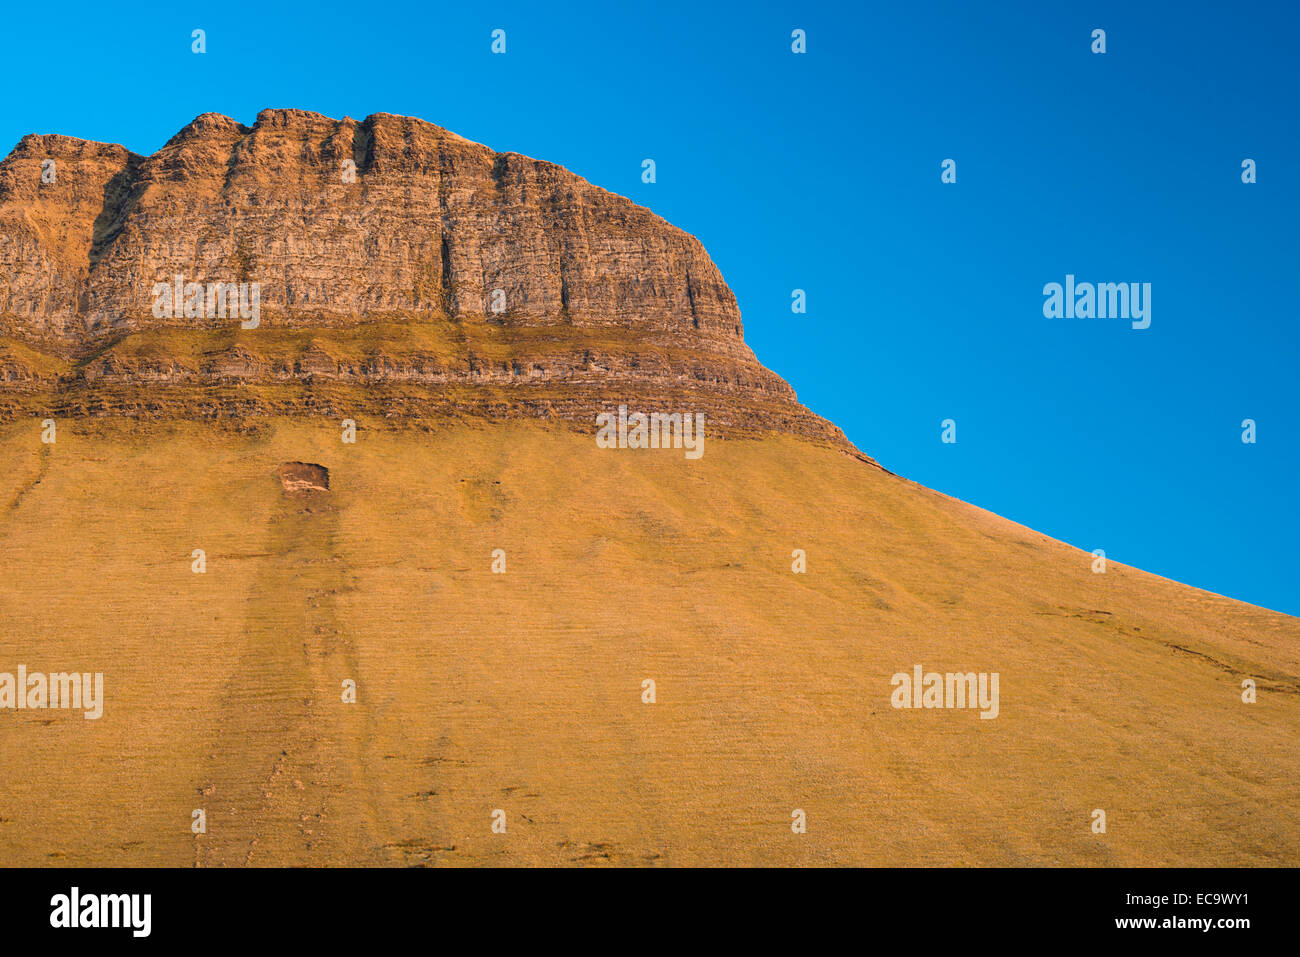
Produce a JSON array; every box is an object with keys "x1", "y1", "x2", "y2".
[{"x1": 0, "y1": 111, "x2": 1296, "y2": 867}]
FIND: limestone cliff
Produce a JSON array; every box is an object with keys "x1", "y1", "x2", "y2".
[{"x1": 0, "y1": 109, "x2": 857, "y2": 451}]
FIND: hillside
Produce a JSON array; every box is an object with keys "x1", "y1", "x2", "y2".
[{"x1": 0, "y1": 420, "x2": 1296, "y2": 866}]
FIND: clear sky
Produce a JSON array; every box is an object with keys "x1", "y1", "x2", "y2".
[{"x1": 3, "y1": 1, "x2": 1296, "y2": 614}]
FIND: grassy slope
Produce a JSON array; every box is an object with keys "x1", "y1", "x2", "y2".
[{"x1": 0, "y1": 418, "x2": 1295, "y2": 866}]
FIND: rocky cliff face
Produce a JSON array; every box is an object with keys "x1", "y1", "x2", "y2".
[{"x1": 0, "y1": 109, "x2": 857, "y2": 450}]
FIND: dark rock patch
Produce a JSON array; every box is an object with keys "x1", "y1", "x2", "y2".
[{"x1": 277, "y1": 462, "x2": 329, "y2": 493}]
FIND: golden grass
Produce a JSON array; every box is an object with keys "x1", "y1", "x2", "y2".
[{"x1": 0, "y1": 417, "x2": 1295, "y2": 866}]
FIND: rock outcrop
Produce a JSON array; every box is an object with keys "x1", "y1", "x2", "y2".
[
  {"x1": 0, "y1": 109, "x2": 861, "y2": 452},
  {"x1": 277, "y1": 461, "x2": 330, "y2": 493}
]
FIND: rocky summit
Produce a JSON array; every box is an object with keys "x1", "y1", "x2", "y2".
[{"x1": 0, "y1": 108, "x2": 853, "y2": 450}]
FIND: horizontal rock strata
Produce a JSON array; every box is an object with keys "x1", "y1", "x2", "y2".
[{"x1": 0, "y1": 109, "x2": 864, "y2": 456}]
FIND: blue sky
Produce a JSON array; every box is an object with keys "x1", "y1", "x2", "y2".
[{"x1": 2, "y1": 1, "x2": 1296, "y2": 613}]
